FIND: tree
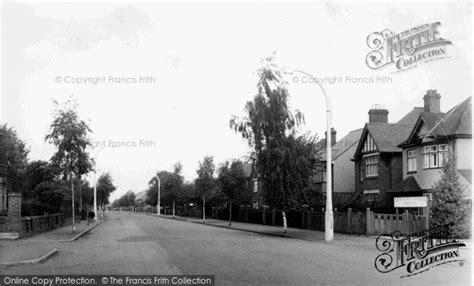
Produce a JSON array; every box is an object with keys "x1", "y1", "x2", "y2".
[
  {"x1": 217, "y1": 159, "x2": 251, "y2": 226},
  {"x1": 429, "y1": 155, "x2": 471, "y2": 238},
  {"x1": 21, "y1": 160, "x2": 66, "y2": 216},
  {"x1": 145, "y1": 163, "x2": 184, "y2": 217},
  {"x1": 22, "y1": 160, "x2": 59, "y2": 199},
  {"x1": 113, "y1": 191, "x2": 136, "y2": 208},
  {"x1": 168, "y1": 162, "x2": 184, "y2": 217},
  {"x1": 195, "y1": 156, "x2": 215, "y2": 222},
  {"x1": 0, "y1": 124, "x2": 29, "y2": 195},
  {"x1": 45, "y1": 96, "x2": 93, "y2": 230},
  {"x1": 230, "y1": 56, "x2": 318, "y2": 232},
  {"x1": 96, "y1": 173, "x2": 116, "y2": 207}
]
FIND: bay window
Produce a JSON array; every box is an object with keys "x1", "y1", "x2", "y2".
[
  {"x1": 423, "y1": 144, "x2": 448, "y2": 169},
  {"x1": 407, "y1": 150, "x2": 417, "y2": 172}
]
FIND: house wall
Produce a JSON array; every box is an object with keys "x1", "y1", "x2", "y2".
[
  {"x1": 355, "y1": 153, "x2": 403, "y2": 207},
  {"x1": 334, "y1": 144, "x2": 357, "y2": 193},
  {"x1": 401, "y1": 139, "x2": 471, "y2": 190},
  {"x1": 455, "y1": 138, "x2": 472, "y2": 170}
]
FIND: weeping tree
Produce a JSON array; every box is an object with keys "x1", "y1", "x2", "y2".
[
  {"x1": 230, "y1": 55, "x2": 318, "y2": 233},
  {"x1": 45, "y1": 96, "x2": 93, "y2": 231}
]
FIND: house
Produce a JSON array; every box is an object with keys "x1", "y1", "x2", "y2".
[
  {"x1": 312, "y1": 128, "x2": 363, "y2": 208},
  {"x1": 396, "y1": 92, "x2": 472, "y2": 214},
  {"x1": 352, "y1": 102, "x2": 425, "y2": 211},
  {"x1": 352, "y1": 90, "x2": 471, "y2": 212},
  {"x1": 242, "y1": 162, "x2": 261, "y2": 209}
]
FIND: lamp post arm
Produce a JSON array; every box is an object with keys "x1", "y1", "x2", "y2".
[{"x1": 285, "y1": 69, "x2": 334, "y2": 242}]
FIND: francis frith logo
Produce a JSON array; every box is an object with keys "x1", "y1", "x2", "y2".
[
  {"x1": 366, "y1": 22, "x2": 452, "y2": 72},
  {"x1": 374, "y1": 223, "x2": 465, "y2": 278}
]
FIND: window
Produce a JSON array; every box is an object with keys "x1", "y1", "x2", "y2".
[
  {"x1": 252, "y1": 179, "x2": 258, "y2": 193},
  {"x1": 423, "y1": 144, "x2": 448, "y2": 169},
  {"x1": 407, "y1": 150, "x2": 417, "y2": 172},
  {"x1": 365, "y1": 155, "x2": 378, "y2": 177},
  {"x1": 314, "y1": 164, "x2": 327, "y2": 183}
]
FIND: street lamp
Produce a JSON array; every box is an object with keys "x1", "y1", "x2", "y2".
[
  {"x1": 156, "y1": 173, "x2": 161, "y2": 216},
  {"x1": 287, "y1": 69, "x2": 333, "y2": 242}
]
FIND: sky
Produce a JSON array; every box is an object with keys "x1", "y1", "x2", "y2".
[{"x1": 1, "y1": 1, "x2": 472, "y2": 202}]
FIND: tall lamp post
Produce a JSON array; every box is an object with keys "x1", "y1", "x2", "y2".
[
  {"x1": 156, "y1": 173, "x2": 161, "y2": 216},
  {"x1": 288, "y1": 69, "x2": 333, "y2": 241}
]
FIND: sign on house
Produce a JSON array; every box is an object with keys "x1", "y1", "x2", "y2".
[{"x1": 394, "y1": 196, "x2": 427, "y2": 208}]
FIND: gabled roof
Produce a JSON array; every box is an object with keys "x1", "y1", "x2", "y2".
[
  {"x1": 398, "y1": 112, "x2": 445, "y2": 146},
  {"x1": 428, "y1": 97, "x2": 471, "y2": 138},
  {"x1": 399, "y1": 97, "x2": 471, "y2": 147},
  {"x1": 397, "y1": 107, "x2": 424, "y2": 126},
  {"x1": 388, "y1": 176, "x2": 423, "y2": 193},
  {"x1": 354, "y1": 123, "x2": 413, "y2": 157},
  {"x1": 320, "y1": 129, "x2": 363, "y2": 161}
]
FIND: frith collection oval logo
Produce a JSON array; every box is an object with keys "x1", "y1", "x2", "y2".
[
  {"x1": 374, "y1": 223, "x2": 466, "y2": 278},
  {"x1": 366, "y1": 22, "x2": 452, "y2": 72}
]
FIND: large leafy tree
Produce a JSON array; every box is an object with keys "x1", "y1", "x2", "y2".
[
  {"x1": 21, "y1": 160, "x2": 66, "y2": 216},
  {"x1": 45, "y1": 96, "x2": 93, "y2": 228},
  {"x1": 96, "y1": 172, "x2": 116, "y2": 207},
  {"x1": 112, "y1": 191, "x2": 136, "y2": 208},
  {"x1": 0, "y1": 124, "x2": 29, "y2": 195},
  {"x1": 230, "y1": 56, "x2": 318, "y2": 232},
  {"x1": 430, "y1": 156, "x2": 471, "y2": 238},
  {"x1": 217, "y1": 159, "x2": 251, "y2": 226},
  {"x1": 145, "y1": 163, "x2": 184, "y2": 217},
  {"x1": 195, "y1": 156, "x2": 216, "y2": 221}
]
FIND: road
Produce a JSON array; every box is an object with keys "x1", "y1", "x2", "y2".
[{"x1": 2, "y1": 212, "x2": 471, "y2": 285}]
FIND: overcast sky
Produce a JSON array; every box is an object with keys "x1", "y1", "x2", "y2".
[{"x1": 1, "y1": 1, "x2": 471, "y2": 202}]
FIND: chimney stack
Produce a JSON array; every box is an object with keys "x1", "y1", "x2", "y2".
[
  {"x1": 325, "y1": 128, "x2": 337, "y2": 146},
  {"x1": 368, "y1": 104, "x2": 389, "y2": 123},
  {"x1": 423, "y1": 90, "x2": 441, "y2": 113}
]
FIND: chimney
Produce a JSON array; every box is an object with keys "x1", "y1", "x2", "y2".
[
  {"x1": 423, "y1": 89, "x2": 441, "y2": 113},
  {"x1": 368, "y1": 104, "x2": 389, "y2": 123},
  {"x1": 325, "y1": 128, "x2": 337, "y2": 146}
]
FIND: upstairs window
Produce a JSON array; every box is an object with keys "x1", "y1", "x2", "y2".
[
  {"x1": 252, "y1": 179, "x2": 258, "y2": 193},
  {"x1": 314, "y1": 164, "x2": 327, "y2": 183},
  {"x1": 365, "y1": 155, "x2": 378, "y2": 177},
  {"x1": 423, "y1": 144, "x2": 448, "y2": 169},
  {"x1": 407, "y1": 150, "x2": 417, "y2": 172}
]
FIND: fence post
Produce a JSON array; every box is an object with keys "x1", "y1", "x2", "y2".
[
  {"x1": 403, "y1": 210, "x2": 409, "y2": 235},
  {"x1": 262, "y1": 206, "x2": 268, "y2": 225},
  {"x1": 272, "y1": 209, "x2": 276, "y2": 226},
  {"x1": 302, "y1": 205, "x2": 308, "y2": 228},
  {"x1": 365, "y1": 208, "x2": 372, "y2": 235},
  {"x1": 347, "y1": 208, "x2": 352, "y2": 234}
]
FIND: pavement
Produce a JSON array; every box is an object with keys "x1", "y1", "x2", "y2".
[
  {"x1": 2, "y1": 212, "x2": 471, "y2": 285},
  {"x1": 153, "y1": 213, "x2": 473, "y2": 247},
  {"x1": 0, "y1": 219, "x2": 102, "y2": 266}
]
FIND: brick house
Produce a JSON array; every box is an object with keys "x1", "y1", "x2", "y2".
[
  {"x1": 351, "y1": 103, "x2": 425, "y2": 211},
  {"x1": 352, "y1": 90, "x2": 471, "y2": 212},
  {"x1": 395, "y1": 92, "x2": 472, "y2": 214}
]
